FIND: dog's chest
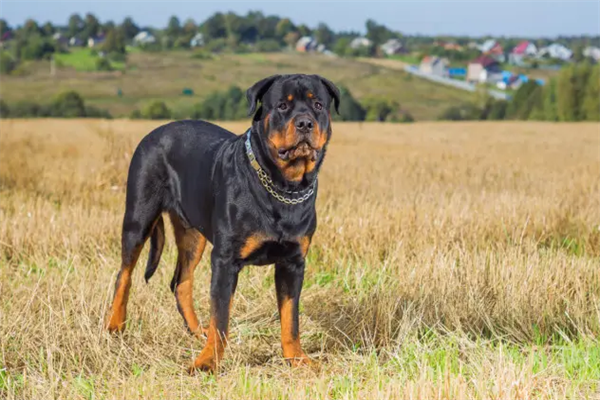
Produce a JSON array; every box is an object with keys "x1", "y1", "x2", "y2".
[{"x1": 239, "y1": 233, "x2": 309, "y2": 266}]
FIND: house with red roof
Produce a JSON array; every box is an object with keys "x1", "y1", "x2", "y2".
[
  {"x1": 509, "y1": 41, "x2": 538, "y2": 65},
  {"x1": 466, "y1": 55, "x2": 502, "y2": 84}
]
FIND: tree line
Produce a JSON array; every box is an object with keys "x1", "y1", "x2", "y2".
[
  {"x1": 438, "y1": 62, "x2": 599, "y2": 121},
  {"x1": 129, "y1": 85, "x2": 413, "y2": 122}
]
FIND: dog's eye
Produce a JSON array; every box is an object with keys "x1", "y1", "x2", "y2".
[
  {"x1": 278, "y1": 103, "x2": 288, "y2": 111},
  {"x1": 314, "y1": 102, "x2": 323, "y2": 111}
]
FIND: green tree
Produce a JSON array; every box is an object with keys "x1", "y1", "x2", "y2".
[
  {"x1": 0, "y1": 52, "x2": 16, "y2": 74},
  {"x1": 201, "y1": 12, "x2": 227, "y2": 41},
  {"x1": 166, "y1": 16, "x2": 182, "y2": 38},
  {"x1": 51, "y1": 91, "x2": 86, "y2": 117},
  {"x1": 506, "y1": 81, "x2": 543, "y2": 120},
  {"x1": 41, "y1": 22, "x2": 55, "y2": 36},
  {"x1": 365, "y1": 19, "x2": 393, "y2": 45},
  {"x1": 120, "y1": 17, "x2": 140, "y2": 41},
  {"x1": 67, "y1": 14, "x2": 84, "y2": 37},
  {"x1": 336, "y1": 86, "x2": 366, "y2": 121},
  {"x1": 22, "y1": 19, "x2": 41, "y2": 37},
  {"x1": 556, "y1": 63, "x2": 592, "y2": 121},
  {"x1": 102, "y1": 29, "x2": 126, "y2": 54},
  {"x1": 542, "y1": 78, "x2": 558, "y2": 121},
  {"x1": 81, "y1": 13, "x2": 101, "y2": 39},
  {"x1": 364, "y1": 99, "x2": 393, "y2": 121},
  {"x1": 0, "y1": 19, "x2": 10, "y2": 36},
  {"x1": 275, "y1": 18, "x2": 295, "y2": 40},
  {"x1": 487, "y1": 100, "x2": 508, "y2": 120},
  {"x1": 583, "y1": 65, "x2": 600, "y2": 121},
  {"x1": 333, "y1": 37, "x2": 352, "y2": 56},
  {"x1": 143, "y1": 101, "x2": 171, "y2": 119},
  {"x1": 0, "y1": 99, "x2": 9, "y2": 118},
  {"x1": 314, "y1": 23, "x2": 334, "y2": 47}
]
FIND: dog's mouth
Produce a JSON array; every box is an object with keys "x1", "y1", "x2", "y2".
[{"x1": 277, "y1": 141, "x2": 318, "y2": 161}]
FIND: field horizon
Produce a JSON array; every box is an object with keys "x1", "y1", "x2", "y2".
[{"x1": 1, "y1": 119, "x2": 599, "y2": 399}]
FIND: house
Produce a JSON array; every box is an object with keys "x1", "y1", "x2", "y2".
[
  {"x1": 296, "y1": 36, "x2": 317, "y2": 52},
  {"x1": 497, "y1": 73, "x2": 523, "y2": 90},
  {"x1": 87, "y1": 34, "x2": 106, "y2": 48},
  {"x1": 133, "y1": 31, "x2": 156, "y2": 46},
  {"x1": 509, "y1": 40, "x2": 538, "y2": 65},
  {"x1": 583, "y1": 46, "x2": 600, "y2": 61},
  {"x1": 443, "y1": 42, "x2": 463, "y2": 51},
  {"x1": 349, "y1": 37, "x2": 373, "y2": 50},
  {"x1": 537, "y1": 43, "x2": 572, "y2": 61},
  {"x1": 0, "y1": 31, "x2": 13, "y2": 49},
  {"x1": 419, "y1": 56, "x2": 449, "y2": 77},
  {"x1": 190, "y1": 32, "x2": 204, "y2": 48},
  {"x1": 381, "y1": 38, "x2": 406, "y2": 55},
  {"x1": 466, "y1": 55, "x2": 502, "y2": 84},
  {"x1": 478, "y1": 39, "x2": 497, "y2": 53},
  {"x1": 69, "y1": 37, "x2": 85, "y2": 47}
]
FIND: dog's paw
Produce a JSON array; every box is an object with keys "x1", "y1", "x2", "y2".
[{"x1": 188, "y1": 351, "x2": 218, "y2": 374}]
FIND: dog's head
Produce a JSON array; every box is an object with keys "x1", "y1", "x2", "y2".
[{"x1": 247, "y1": 74, "x2": 340, "y2": 183}]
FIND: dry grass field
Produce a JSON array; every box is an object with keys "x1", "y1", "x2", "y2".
[{"x1": 1, "y1": 119, "x2": 599, "y2": 400}]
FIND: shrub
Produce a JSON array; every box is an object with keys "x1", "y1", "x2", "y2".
[
  {"x1": 10, "y1": 101, "x2": 44, "y2": 117},
  {"x1": 255, "y1": 39, "x2": 282, "y2": 53},
  {"x1": 95, "y1": 57, "x2": 112, "y2": 71},
  {"x1": 0, "y1": 52, "x2": 16, "y2": 75},
  {"x1": 51, "y1": 91, "x2": 86, "y2": 117},
  {"x1": 142, "y1": 101, "x2": 171, "y2": 119},
  {"x1": 335, "y1": 86, "x2": 366, "y2": 121},
  {"x1": 0, "y1": 99, "x2": 9, "y2": 117},
  {"x1": 129, "y1": 109, "x2": 142, "y2": 119},
  {"x1": 85, "y1": 105, "x2": 112, "y2": 119}
]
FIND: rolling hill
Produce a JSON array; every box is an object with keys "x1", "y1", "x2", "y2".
[{"x1": 0, "y1": 51, "x2": 475, "y2": 120}]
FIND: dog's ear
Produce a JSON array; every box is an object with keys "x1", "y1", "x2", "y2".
[
  {"x1": 316, "y1": 75, "x2": 340, "y2": 114},
  {"x1": 246, "y1": 75, "x2": 281, "y2": 116}
]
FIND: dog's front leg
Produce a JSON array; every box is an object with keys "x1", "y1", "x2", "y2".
[
  {"x1": 275, "y1": 260, "x2": 311, "y2": 366},
  {"x1": 189, "y1": 252, "x2": 239, "y2": 374}
]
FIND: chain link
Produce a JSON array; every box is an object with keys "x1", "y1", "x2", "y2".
[{"x1": 245, "y1": 129, "x2": 316, "y2": 205}]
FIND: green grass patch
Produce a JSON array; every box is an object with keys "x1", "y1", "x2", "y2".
[{"x1": 54, "y1": 49, "x2": 125, "y2": 72}]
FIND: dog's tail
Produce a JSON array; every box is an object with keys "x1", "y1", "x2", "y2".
[{"x1": 144, "y1": 215, "x2": 165, "y2": 282}]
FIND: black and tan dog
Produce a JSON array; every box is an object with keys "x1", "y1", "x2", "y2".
[{"x1": 106, "y1": 74, "x2": 339, "y2": 373}]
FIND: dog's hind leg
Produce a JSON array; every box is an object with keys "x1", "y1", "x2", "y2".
[
  {"x1": 170, "y1": 212, "x2": 207, "y2": 338},
  {"x1": 107, "y1": 183, "x2": 163, "y2": 333}
]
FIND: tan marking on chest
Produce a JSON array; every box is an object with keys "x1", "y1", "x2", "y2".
[{"x1": 240, "y1": 233, "x2": 270, "y2": 259}]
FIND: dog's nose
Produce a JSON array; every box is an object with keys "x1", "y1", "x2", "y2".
[{"x1": 295, "y1": 117, "x2": 314, "y2": 133}]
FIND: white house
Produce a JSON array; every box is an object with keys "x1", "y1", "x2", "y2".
[
  {"x1": 133, "y1": 31, "x2": 156, "y2": 45},
  {"x1": 419, "y1": 56, "x2": 449, "y2": 77},
  {"x1": 381, "y1": 38, "x2": 405, "y2": 55},
  {"x1": 538, "y1": 43, "x2": 573, "y2": 61},
  {"x1": 190, "y1": 33, "x2": 204, "y2": 48},
  {"x1": 87, "y1": 34, "x2": 106, "y2": 48},
  {"x1": 583, "y1": 46, "x2": 600, "y2": 61},
  {"x1": 296, "y1": 36, "x2": 317, "y2": 52},
  {"x1": 349, "y1": 37, "x2": 373, "y2": 50}
]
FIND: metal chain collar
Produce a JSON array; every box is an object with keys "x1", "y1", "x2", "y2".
[{"x1": 244, "y1": 129, "x2": 316, "y2": 205}]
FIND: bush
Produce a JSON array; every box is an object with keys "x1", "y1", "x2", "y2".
[
  {"x1": 0, "y1": 99, "x2": 9, "y2": 118},
  {"x1": 335, "y1": 86, "x2": 366, "y2": 121},
  {"x1": 255, "y1": 39, "x2": 282, "y2": 53},
  {"x1": 204, "y1": 38, "x2": 228, "y2": 53},
  {"x1": 95, "y1": 57, "x2": 113, "y2": 71},
  {"x1": 190, "y1": 50, "x2": 213, "y2": 60},
  {"x1": 19, "y1": 37, "x2": 56, "y2": 60},
  {"x1": 142, "y1": 101, "x2": 171, "y2": 119},
  {"x1": 129, "y1": 109, "x2": 142, "y2": 119},
  {"x1": 10, "y1": 101, "x2": 45, "y2": 117},
  {"x1": 487, "y1": 100, "x2": 508, "y2": 120},
  {"x1": 0, "y1": 52, "x2": 16, "y2": 75},
  {"x1": 108, "y1": 51, "x2": 127, "y2": 63},
  {"x1": 438, "y1": 103, "x2": 482, "y2": 121},
  {"x1": 85, "y1": 105, "x2": 112, "y2": 119},
  {"x1": 51, "y1": 91, "x2": 86, "y2": 117}
]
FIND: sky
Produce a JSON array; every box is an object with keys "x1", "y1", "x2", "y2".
[{"x1": 1, "y1": 1, "x2": 599, "y2": 37}]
